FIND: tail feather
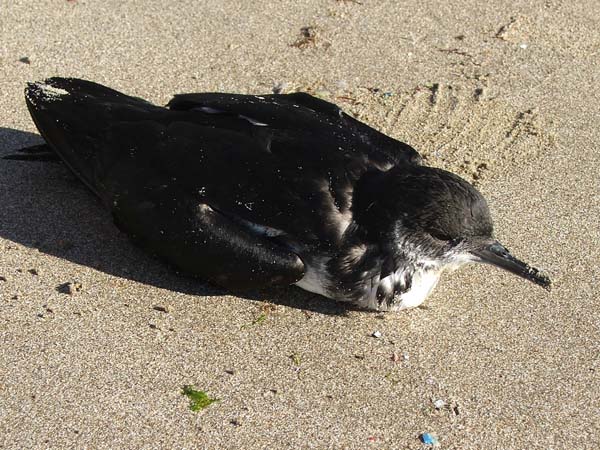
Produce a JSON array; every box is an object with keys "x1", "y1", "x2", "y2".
[{"x1": 25, "y1": 78, "x2": 164, "y2": 201}]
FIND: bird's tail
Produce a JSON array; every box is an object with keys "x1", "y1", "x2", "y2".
[{"x1": 24, "y1": 77, "x2": 163, "y2": 199}]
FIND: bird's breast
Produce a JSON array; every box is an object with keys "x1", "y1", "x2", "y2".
[
  {"x1": 391, "y1": 269, "x2": 440, "y2": 311},
  {"x1": 360, "y1": 267, "x2": 441, "y2": 311},
  {"x1": 294, "y1": 252, "x2": 442, "y2": 312}
]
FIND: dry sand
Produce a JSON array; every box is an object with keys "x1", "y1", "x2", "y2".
[{"x1": 1, "y1": 0, "x2": 598, "y2": 448}]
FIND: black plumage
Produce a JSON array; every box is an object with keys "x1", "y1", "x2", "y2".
[{"x1": 20, "y1": 78, "x2": 550, "y2": 311}]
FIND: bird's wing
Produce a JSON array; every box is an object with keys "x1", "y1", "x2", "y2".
[
  {"x1": 110, "y1": 180, "x2": 305, "y2": 289},
  {"x1": 167, "y1": 91, "x2": 423, "y2": 168},
  {"x1": 25, "y1": 78, "x2": 305, "y2": 289}
]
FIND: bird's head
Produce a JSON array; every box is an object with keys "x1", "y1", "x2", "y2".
[{"x1": 353, "y1": 165, "x2": 551, "y2": 289}]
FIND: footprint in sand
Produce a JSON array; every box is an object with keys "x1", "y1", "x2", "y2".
[{"x1": 345, "y1": 83, "x2": 554, "y2": 184}]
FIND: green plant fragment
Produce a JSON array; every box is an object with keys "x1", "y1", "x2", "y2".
[{"x1": 182, "y1": 385, "x2": 219, "y2": 411}]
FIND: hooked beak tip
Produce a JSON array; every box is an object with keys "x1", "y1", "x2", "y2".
[{"x1": 472, "y1": 241, "x2": 552, "y2": 291}]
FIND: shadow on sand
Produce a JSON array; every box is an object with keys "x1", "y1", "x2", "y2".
[{"x1": 0, "y1": 127, "x2": 347, "y2": 315}]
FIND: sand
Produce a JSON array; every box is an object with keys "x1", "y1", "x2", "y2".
[{"x1": 0, "y1": 0, "x2": 598, "y2": 448}]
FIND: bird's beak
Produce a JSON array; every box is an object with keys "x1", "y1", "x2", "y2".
[{"x1": 471, "y1": 241, "x2": 551, "y2": 290}]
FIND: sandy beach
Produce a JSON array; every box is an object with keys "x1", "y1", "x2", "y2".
[{"x1": 1, "y1": 1, "x2": 598, "y2": 448}]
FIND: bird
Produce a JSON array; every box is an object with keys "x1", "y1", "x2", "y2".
[{"x1": 18, "y1": 77, "x2": 551, "y2": 311}]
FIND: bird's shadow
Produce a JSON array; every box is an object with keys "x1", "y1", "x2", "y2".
[{"x1": 0, "y1": 127, "x2": 347, "y2": 316}]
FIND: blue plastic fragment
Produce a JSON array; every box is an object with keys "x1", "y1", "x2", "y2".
[{"x1": 420, "y1": 432, "x2": 438, "y2": 445}]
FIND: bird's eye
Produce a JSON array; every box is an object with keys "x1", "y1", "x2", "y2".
[{"x1": 449, "y1": 238, "x2": 464, "y2": 246}]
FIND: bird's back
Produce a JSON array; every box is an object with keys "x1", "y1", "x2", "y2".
[{"x1": 26, "y1": 78, "x2": 421, "y2": 247}]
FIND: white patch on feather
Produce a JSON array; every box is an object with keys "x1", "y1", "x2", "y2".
[
  {"x1": 26, "y1": 82, "x2": 69, "y2": 105},
  {"x1": 198, "y1": 203, "x2": 214, "y2": 213},
  {"x1": 448, "y1": 252, "x2": 477, "y2": 269},
  {"x1": 347, "y1": 244, "x2": 367, "y2": 261},
  {"x1": 240, "y1": 219, "x2": 286, "y2": 238},
  {"x1": 39, "y1": 84, "x2": 69, "y2": 98},
  {"x1": 358, "y1": 266, "x2": 441, "y2": 311},
  {"x1": 239, "y1": 115, "x2": 268, "y2": 126},
  {"x1": 394, "y1": 269, "x2": 440, "y2": 310},
  {"x1": 375, "y1": 251, "x2": 475, "y2": 311},
  {"x1": 295, "y1": 257, "x2": 331, "y2": 297},
  {"x1": 317, "y1": 179, "x2": 352, "y2": 237},
  {"x1": 195, "y1": 106, "x2": 223, "y2": 114}
]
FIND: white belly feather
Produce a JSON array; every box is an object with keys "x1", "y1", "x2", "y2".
[
  {"x1": 392, "y1": 269, "x2": 440, "y2": 310},
  {"x1": 295, "y1": 259, "x2": 441, "y2": 312}
]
